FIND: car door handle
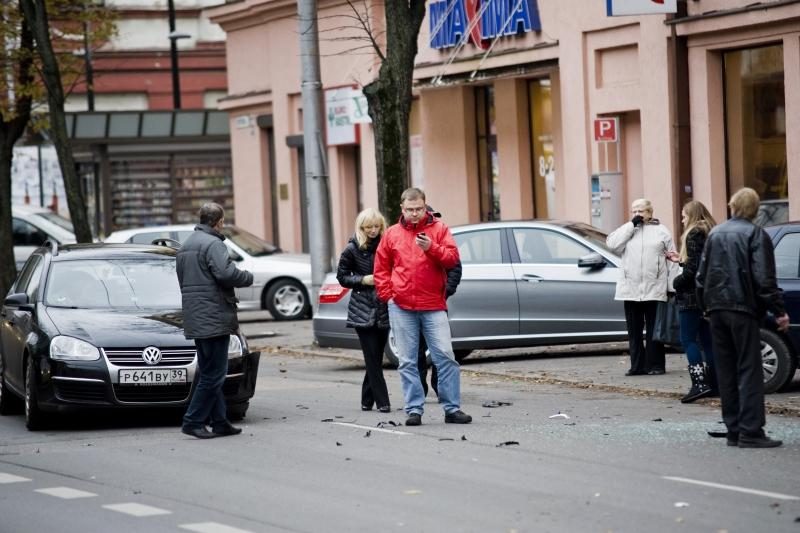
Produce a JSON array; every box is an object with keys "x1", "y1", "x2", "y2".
[{"x1": 521, "y1": 274, "x2": 543, "y2": 283}]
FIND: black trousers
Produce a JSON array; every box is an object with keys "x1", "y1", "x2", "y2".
[
  {"x1": 709, "y1": 311, "x2": 765, "y2": 437},
  {"x1": 355, "y1": 327, "x2": 390, "y2": 409},
  {"x1": 417, "y1": 336, "x2": 438, "y2": 396},
  {"x1": 624, "y1": 300, "x2": 665, "y2": 373}
]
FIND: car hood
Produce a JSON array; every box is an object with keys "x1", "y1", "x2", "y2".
[
  {"x1": 254, "y1": 252, "x2": 310, "y2": 265},
  {"x1": 46, "y1": 307, "x2": 193, "y2": 349}
]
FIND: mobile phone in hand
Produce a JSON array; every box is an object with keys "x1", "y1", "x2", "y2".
[{"x1": 417, "y1": 232, "x2": 426, "y2": 238}]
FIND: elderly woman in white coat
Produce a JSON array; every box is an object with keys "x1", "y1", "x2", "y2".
[{"x1": 607, "y1": 198, "x2": 676, "y2": 376}]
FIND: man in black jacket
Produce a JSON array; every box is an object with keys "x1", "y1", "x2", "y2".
[
  {"x1": 177, "y1": 203, "x2": 254, "y2": 439},
  {"x1": 696, "y1": 188, "x2": 790, "y2": 448}
]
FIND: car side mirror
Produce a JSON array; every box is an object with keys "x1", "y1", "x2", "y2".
[
  {"x1": 4, "y1": 292, "x2": 34, "y2": 312},
  {"x1": 578, "y1": 252, "x2": 606, "y2": 270}
]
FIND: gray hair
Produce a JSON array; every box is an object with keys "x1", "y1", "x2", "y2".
[{"x1": 198, "y1": 202, "x2": 225, "y2": 226}]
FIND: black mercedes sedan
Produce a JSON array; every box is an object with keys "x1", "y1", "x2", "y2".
[{"x1": 0, "y1": 242, "x2": 260, "y2": 430}]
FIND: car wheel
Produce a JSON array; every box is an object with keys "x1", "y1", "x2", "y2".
[
  {"x1": 0, "y1": 372, "x2": 21, "y2": 415},
  {"x1": 383, "y1": 330, "x2": 400, "y2": 368},
  {"x1": 227, "y1": 401, "x2": 249, "y2": 421},
  {"x1": 760, "y1": 328, "x2": 796, "y2": 394},
  {"x1": 265, "y1": 280, "x2": 309, "y2": 321},
  {"x1": 25, "y1": 359, "x2": 47, "y2": 431}
]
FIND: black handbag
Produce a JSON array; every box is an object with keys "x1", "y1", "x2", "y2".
[{"x1": 653, "y1": 294, "x2": 681, "y2": 348}]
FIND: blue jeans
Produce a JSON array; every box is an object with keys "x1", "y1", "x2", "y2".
[
  {"x1": 183, "y1": 335, "x2": 230, "y2": 430},
  {"x1": 388, "y1": 302, "x2": 461, "y2": 415},
  {"x1": 679, "y1": 309, "x2": 714, "y2": 367}
]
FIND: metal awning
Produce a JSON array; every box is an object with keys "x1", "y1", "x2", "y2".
[{"x1": 65, "y1": 110, "x2": 230, "y2": 143}]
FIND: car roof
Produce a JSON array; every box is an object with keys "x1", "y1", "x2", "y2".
[
  {"x1": 450, "y1": 219, "x2": 589, "y2": 232},
  {"x1": 105, "y1": 224, "x2": 195, "y2": 240},
  {"x1": 11, "y1": 204, "x2": 56, "y2": 216},
  {"x1": 45, "y1": 243, "x2": 177, "y2": 261}
]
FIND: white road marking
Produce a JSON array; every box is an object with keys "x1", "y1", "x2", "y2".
[
  {"x1": 35, "y1": 487, "x2": 97, "y2": 499},
  {"x1": 0, "y1": 473, "x2": 31, "y2": 484},
  {"x1": 331, "y1": 422, "x2": 411, "y2": 435},
  {"x1": 663, "y1": 476, "x2": 800, "y2": 501},
  {"x1": 102, "y1": 503, "x2": 172, "y2": 517},
  {"x1": 179, "y1": 522, "x2": 254, "y2": 533}
]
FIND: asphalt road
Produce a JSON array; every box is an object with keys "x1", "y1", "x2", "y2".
[{"x1": 1, "y1": 344, "x2": 799, "y2": 532}]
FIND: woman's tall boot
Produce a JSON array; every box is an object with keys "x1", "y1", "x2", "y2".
[{"x1": 681, "y1": 363, "x2": 713, "y2": 403}]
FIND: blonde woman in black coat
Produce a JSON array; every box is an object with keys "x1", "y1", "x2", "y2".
[{"x1": 337, "y1": 208, "x2": 391, "y2": 412}]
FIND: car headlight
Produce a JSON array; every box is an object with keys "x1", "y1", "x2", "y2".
[
  {"x1": 50, "y1": 336, "x2": 100, "y2": 361},
  {"x1": 228, "y1": 334, "x2": 244, "y2": 359}
]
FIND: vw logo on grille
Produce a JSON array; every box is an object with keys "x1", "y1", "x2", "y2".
[{"x1": 142, "y1": 346, "x2": 162, "y2": 366}]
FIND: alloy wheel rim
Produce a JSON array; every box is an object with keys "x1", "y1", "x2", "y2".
[
  {"x1": 274, "y1": 286, "x2": 304, "y2": 316},
  {"x1": 761, "y1": 341, "x2": 777, "y2": 380}
]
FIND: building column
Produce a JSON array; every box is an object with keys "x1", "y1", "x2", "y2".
[
  {"x1": 420, "y1": 86, "x2": 479, "y2": 225},
  {"x1": 784, "y1": 34, "x2": 800, "y2": 221},
  {"x1": 494, "y1": 79, "x2": 533, "y2": 220}
]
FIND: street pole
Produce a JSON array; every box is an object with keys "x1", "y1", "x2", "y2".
[
  {"x1": 297, "y1": 0, "x2": 332, "y2": 309},
  {"x1": 83, "y1": 19, "x2": 95, "y2": 111},
  {"x1": 167, "y1": 0, "x2": 181, "y2": 109}
]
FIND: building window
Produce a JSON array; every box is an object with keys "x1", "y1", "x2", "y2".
[
  {"x1": 476, "y1": 86, "x2": 499, "y2": 221},
  {"x1": 528, "y1": 78, "x2": 555, "y2": 218},
  {"x1": 724, "y1": 44, "x2": 787, "y2": 203}
]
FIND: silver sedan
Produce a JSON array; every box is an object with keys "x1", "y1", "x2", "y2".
[{"x1": 313, "y1": 220, "x2": 627, "y2": 365}]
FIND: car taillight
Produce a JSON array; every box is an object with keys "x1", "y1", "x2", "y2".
[{"x1": 319, "y1": 283, "x2": 349, "y2": 304}]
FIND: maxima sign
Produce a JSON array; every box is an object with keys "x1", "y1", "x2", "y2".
[
  {"x1": 606, "y1": 0, "x2": 677, "y2": 16},
  {"x1": 429, "y1": 0, "x2": 541, "y2": 50}
]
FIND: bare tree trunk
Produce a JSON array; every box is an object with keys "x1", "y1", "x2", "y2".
[
  {"x1": 0, "y1": 1, "x2": 34, "y2": 298},
  {"x1": 363, "y1": 0, "x2": 425, "y2": 223},
  {"x1": 21, "y1": 0, "x2": 92, "y2": 243}
]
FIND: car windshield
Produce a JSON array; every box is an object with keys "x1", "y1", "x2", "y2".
[
  {"x1": 35, "y1": 211, "x2": 74, "y2": 233},
  {"x1": 221, "y1": 226, "x2": 278, "y2": 257},
  {"x1": 565, "y1": 223, "x2": 613, "y2": 254},
  {"x1": 45, "y1": 258, "x2": 181, "y2": 309}
]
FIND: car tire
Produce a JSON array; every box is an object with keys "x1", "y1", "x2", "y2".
[
  {"x1": 264, "y1": 280, "x2": 310, "y2": 321},
  {"x1": 25, "y1": 359, "x2": 47, "y2": 431},
  {"x1": 227, "y1": 401, "x2": 249, "y2": 421},
  {"x1": 0, "y1": 372, "x2": 21, "y2": 415},
  {"x1": 760, "y1": 328, "x2": 796, "y2": 394}
]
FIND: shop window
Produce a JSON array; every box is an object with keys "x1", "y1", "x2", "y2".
[
  {"x1": 476, "y1": 86, "x2": 500, "y2": 221},
  {"x1": 528, "y1": 78, "x2": 555, "y2": 218},
  {"x1": 724, "y1": 45, "x2": 787, "y2": 203}
]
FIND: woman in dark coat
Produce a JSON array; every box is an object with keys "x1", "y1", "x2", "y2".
[
  {"x1": 667, "y1": 200, "x2": 717, "y2": 403},
  {"x1": 336, "y1": 208, "x2": 391, "y2": 412}
]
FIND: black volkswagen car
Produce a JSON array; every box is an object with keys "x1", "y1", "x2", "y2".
[
  {"x1": 762, "y1": 221, "x2": 800, "y2": 393},
  {"x1": 0, "y1": 242, "x2": 259, "y2": 430}
]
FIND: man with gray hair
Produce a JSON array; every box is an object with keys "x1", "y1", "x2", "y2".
[
  {"x1": 177, "y1": 202, "x2": 254, "y2": 439},
  {"x1": 697, "y1": 188, "x2": 790, "y2": 448}
]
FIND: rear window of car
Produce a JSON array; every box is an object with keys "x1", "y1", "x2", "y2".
[
  {"x1": 774, "y1": 232, "x2": 800, "y2": 278},
  {"x1": 129, "y1": 231, "x2": 172, "y2": 245},
  {"x1": 221, "y1": 226, "x2": 278, "y2": 257},
  {"x1": 565, "y1": 223, "x2": 613, "y2": 254},
  {"x1": 45, "y1": 258, "x2": 181, "y2": 309}
]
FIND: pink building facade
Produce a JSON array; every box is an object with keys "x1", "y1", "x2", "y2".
[{"x1": 208, "y1": 0, "x2": 800, "y2": 253}]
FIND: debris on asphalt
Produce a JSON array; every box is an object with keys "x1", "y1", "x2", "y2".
[
  {"x1": 296, "y1": 404, "x2": 309, "y2": 410},
  {"x1": 564, "y1": 422, "x2": 576, "y2": 426},
  {"x1": 377, "y1": 421, "x2": 400, "y2": 428},
  {"x1": 321, "y1": 418, "x2": 334, "y2": 422},
  {"x1": 364, "y1": 430, "x2": 371, "y2": 438},
  {"x1": 674, "y1": 502, "x2": 689, "y2": 508},
  {"x1": 461, "y1": 435, "x2": 468, "y2": 441},
  {"x1": 482, "y1": 400, "x2": 513, "y2": 408},
  {"x1": 404, "y1": 490, "x2": 422, "y2": 496},
  {"x1": 652, "y1": 418, "x2": 663, "y2": 422},
  {"x1": 548, "y1": 413, "x2": 570, "y2": 419},
  {"x1": 336, "y1": 442, "x2": 342, "y2": 446},
  {"x1": 707, "y1": 431, "x2": 727, "y2": 438},
  {"x1": 497, "y1": 441, "x2": 520, "y2": 447},
  {"x1": 439, "y1": 438, "x2": 454, "y2": 441},
  {"x1": 279, "y1": 369, "x2": 287, "y2": 373}
]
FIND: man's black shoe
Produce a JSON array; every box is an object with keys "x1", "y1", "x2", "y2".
[
  {"x1": 406, "y1": 413, "x2": 422, "y2": 426},
  {"x1": 726, "y1": 433, "x2": 739, "y2": 447},
  {"x1": 182, "y1": 426, "x2": 217, "y2": 439},
  {"x1": 444, "y1": 410, "x2": 472, "y2": 424},
  {"x1": 738, "y1": 434, "x2": 782, "y2": 448},
  {"x1": 212, "y1": 424, "x2": 243, "y2": 437},
  {"x1": 625, "y1": 370, "x2": 644, "y2": 376},
  {"x1": 377, "y1": 405, "x2": 391, "y2": 413},
  {"x1": 646, "y1": 368, "x2": 666, "y2": 375}
]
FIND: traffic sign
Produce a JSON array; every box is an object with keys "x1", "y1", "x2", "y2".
[{"x1": 594, "y1": 117, "x2": 618, "y2": 142}]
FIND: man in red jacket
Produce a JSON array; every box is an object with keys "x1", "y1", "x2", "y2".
[{"x1": 374, "y1": 187, "x2": 472, "y2": 426}]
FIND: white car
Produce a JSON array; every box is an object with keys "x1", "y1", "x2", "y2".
[
  {"x1": 104, "y1": 224, "x2": 312, "y2": 320},
  {"x1": 12, "y1": 205, "x2": 76, "y2": 270}
]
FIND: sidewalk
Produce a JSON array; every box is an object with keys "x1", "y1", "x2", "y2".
[{"x1": 240, "y1": 313, "x2": 800, "y2": 417}]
